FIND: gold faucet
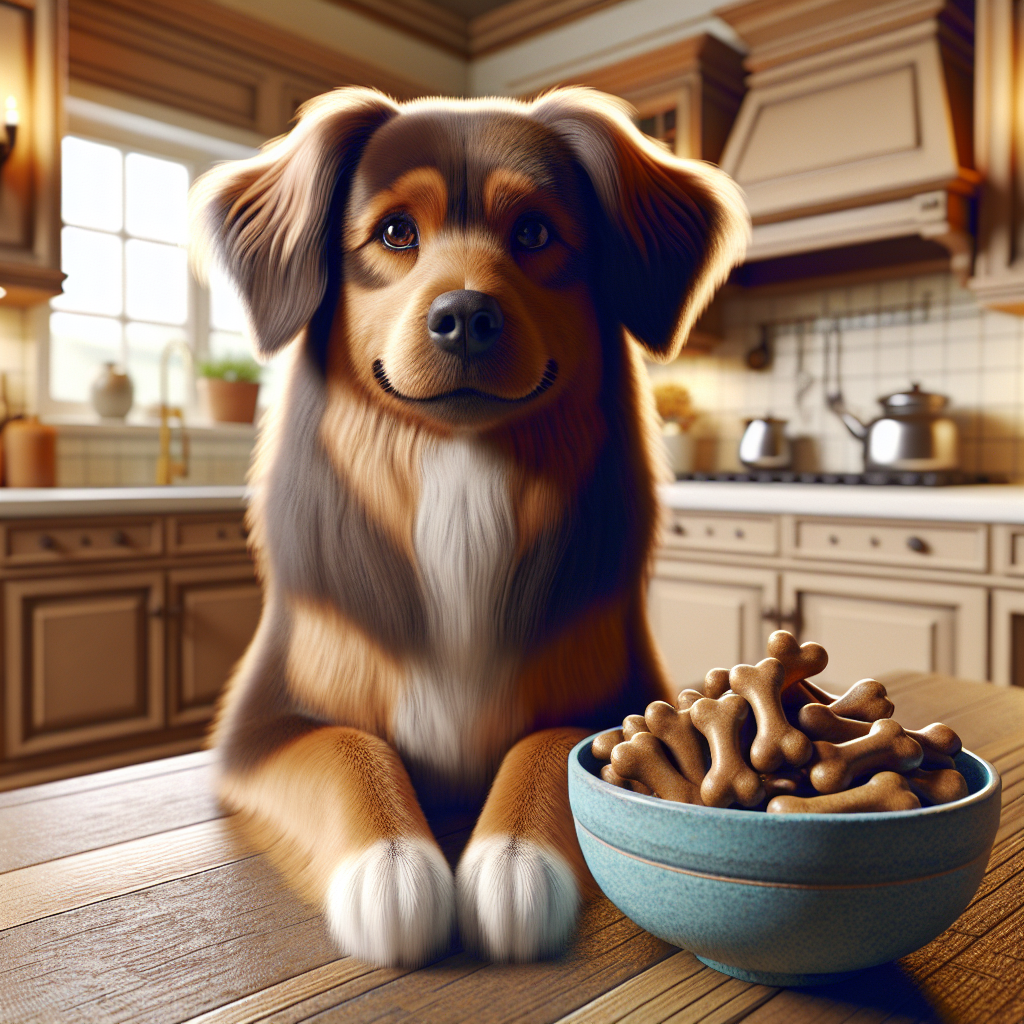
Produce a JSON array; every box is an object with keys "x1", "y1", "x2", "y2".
[{"x1": 156, "y1": 339, "x2": 193, "y2": 485}]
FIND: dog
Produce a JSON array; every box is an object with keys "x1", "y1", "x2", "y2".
[{"x1": 190, "y1": 85, "x2": 748, "y2": 968}]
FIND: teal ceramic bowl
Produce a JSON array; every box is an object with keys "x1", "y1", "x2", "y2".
[{"x1": 568, "y1": 736, "x2": 1000, "y2": 986}]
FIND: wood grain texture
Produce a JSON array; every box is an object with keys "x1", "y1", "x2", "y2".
[{"x1": 0, "y1": 675, "x2": 1021, "y2": 1023}]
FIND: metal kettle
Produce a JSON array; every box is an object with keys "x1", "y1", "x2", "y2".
[
  {"x1": 739, "y1": 416, "x2": 792, "y2": 469},
  {"x1": 828, "y1": 383, "x2": 959, "y2": 471}
]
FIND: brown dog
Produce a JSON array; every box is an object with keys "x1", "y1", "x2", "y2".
[{"x1": 190, "y1": 86, "x2": 747, "y2": 967}]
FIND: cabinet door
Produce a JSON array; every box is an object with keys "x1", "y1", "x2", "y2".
[
  {"x1": 648, "y1": 560, "x2": 777, "y2": 690},
  {"x1": 167, "y1": 564, "x2": 262, "y2": 725},
  {"x1": 990, "y1": 589, "x2": 1024, "y2": 687},
  {"x1": 4, "y1": 571, "x2": 164, "y2": 758},
  {"x1": 781, "y1": 571, "x2": 987, "y2": 687}
]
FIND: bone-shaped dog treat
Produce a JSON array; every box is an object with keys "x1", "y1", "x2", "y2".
[
  {"x1": 600, "y1": 763, "x2": 653, "y2": 795},
  {"x1": 761, "y1": 770, "x2": 811, "y2": 799},
  {"x1": 703, "y1": 668, "x2": 731, "y2": 699},
  {"x1": 799, "y1": 703, "x2": 961, "y2": 765},
  {"x1": 766, "y1": 630, "x2": 829, "y2": 689},
  {"x1": 906, "y1": 767, "x2": 968, "y2": 805},
  {"x1": 676, "y1": 688, "x2": 705, "y2": 710},
  {"x1": 591, "y1": 729, "x2": 623, "y2": 762},
  {"x1": 690, "y1": 695, "x2": 765, "y2": 808},
  {"x1": 645, "y1": 701, "x2": 708, "y2": 786},
  {"x1": 622, "y1": 714, "x2": 648, "y2": 740},
  {"x1": 810, "y1": 719, "x2": 923, "y2": 793},
  {"x1": 610, "y1": 733, "x2": 703, "y2": 804},
  {"x1": 729, "y1": 659, "x2": 813, "y2": 772},
  {"x1": 827, "y1": 679, "x2": 894, "y2": 722},
  {"x1": 767, "y1": 772, "x2": 921, "y2": 814}
]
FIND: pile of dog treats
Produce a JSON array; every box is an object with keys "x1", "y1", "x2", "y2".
[{"x1": 592, "y1": 631, "x2": 968, "y2": 813}]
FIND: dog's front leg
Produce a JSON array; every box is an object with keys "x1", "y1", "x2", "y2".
[
  {"x1": 456, "y1": 727, "x2": 593, "y2": 961},
  {"x1": 222, "y1": 726, "x2": 454, "y2": 967}
]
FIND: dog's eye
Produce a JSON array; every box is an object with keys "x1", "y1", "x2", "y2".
[
  {"x1": 514, "y1": 218, "x2": 550, "y2": 250},
  {"x1": 381, "y1": 216, "x2": 418, "y2": 250}
]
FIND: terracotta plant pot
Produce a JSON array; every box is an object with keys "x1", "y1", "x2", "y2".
[{"x1": 199, "y1": 378, "x2": 260, "y2": 424}]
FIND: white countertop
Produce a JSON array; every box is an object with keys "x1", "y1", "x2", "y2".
[
  {"x1": 660, "y1": 481, "x2": 1024, "y2": 524},
  {"x1": 0, "y1": 486, "x2": 248, "y2": 519}
]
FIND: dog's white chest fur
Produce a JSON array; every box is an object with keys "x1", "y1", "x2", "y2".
[{"x1": 390, "y1": 438, "x2": 522, "y2": 788}]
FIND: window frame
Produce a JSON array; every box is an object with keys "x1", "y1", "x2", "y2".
[{"x1": 39, "y1": 100, "x2": 259, "y2": 420}]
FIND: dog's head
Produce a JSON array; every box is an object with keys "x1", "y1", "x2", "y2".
[{"x1": 191, "y1": 87, "x2": 748, "y2": 432}]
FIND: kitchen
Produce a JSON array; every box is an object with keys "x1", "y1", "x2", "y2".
[{"x1": 1, "y1": 0, "x2": 1023, "y2": 1019}]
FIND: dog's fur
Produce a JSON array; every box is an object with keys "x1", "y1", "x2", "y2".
[{"x1": 190, "y1": 86, "x2": 748, "y2": 967}]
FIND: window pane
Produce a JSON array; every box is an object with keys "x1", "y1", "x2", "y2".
[
  {"x1": 125, "y1": 239, "x2": 188, "y2": 325},
  {"x1": 52, "y1": 227, "x2": 123, "y2": 315},
  {"x1": 61, "y1": 137, "x2": 122, "y2": 232},
  {"x1": 209, "y1": 264, "x2": 248, "y2": 332},
  {"x1": 126, "y1": 322, "x2": 190, "y2": 410},
  {"x1": 50, "y1": 313, "x2": 122, "y2": 403},
  {"x1": 125, "y1": 153, "x2": 188, "y2": 244}
]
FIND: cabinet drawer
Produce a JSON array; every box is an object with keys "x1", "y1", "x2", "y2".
[
  {"x1": 662, "y1": 511, "x2": 778, "y2": 556},
  {"x1": 790, "y1": 518, "x2": 988, "y2": 572},
  {"x1": 0, "y1": 517, "x2": 162, "y2": 566},
  {"x1": 167, "y1": 514, "x2": 248, "y2": 555},
  {"x1": 994, "y1": 525, "x2": 1024, "y2": 576}
]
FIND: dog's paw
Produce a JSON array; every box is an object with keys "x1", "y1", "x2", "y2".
[
  {"x1": 325, "y1": 836, "x2": 455, "y2": 967},
  {"x1": 456, "y1": 834, "x2": 580, "y2": 962}
]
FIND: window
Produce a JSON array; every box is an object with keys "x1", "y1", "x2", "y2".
[
  {"x1": 46, "y1": 114, "x2": 278, "y2": 418},
  {"x1": 638, "y1": 107, "x2": 678, "y2": 153}
]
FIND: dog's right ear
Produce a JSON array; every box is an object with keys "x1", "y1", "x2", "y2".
[{"x1": 190, "y1": 88, "x2": 399, "y2": 358}]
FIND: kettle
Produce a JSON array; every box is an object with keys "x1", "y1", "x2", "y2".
[
  {"x1": 739, "y1": 416, "x2": 791, "y2": 469},
  {"x1": 828, "y1": 383, "x2": 958, "y2": 471}
]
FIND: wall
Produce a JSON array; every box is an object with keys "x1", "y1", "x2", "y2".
[{"x1": 649, "y1": 272, "x2": 1024, "y2": 480}]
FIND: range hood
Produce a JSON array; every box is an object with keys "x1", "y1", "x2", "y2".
[{"x1": 716, "y1": 0, "x2": 977, "y2": 282}]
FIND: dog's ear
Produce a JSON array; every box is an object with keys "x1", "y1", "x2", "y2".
[
  {"x1": 531, "y1": 88, "x2": 749, "y2": 361},
  {"x1": 190, "y1": 88, "x2": 399, "y2": 358}
]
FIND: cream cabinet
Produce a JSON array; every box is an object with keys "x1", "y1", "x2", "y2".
[
  {"x1": 0, "y1": 510, "x2": 259, "y2": 790},
  {"x1": 649, "y1": 560, "x2": 776, "y2": 690},
  {"x1": 651, "y1": 507, "x2": 1024, "y2": 693}
]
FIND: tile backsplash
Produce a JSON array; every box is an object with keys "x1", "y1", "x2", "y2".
[
  {"x1": 649, "y1": 272, "x2": 1024, "y2": 479},
  {"x1": 54, "y1": 423, "x2": 254, "y2": 487}
]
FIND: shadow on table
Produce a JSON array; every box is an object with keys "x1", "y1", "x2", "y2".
[{"x1": 805, "y1": 962, "x2": 943, "y2": 1022}]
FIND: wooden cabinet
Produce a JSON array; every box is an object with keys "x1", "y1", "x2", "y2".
[
  {"x1": 649, "y1": 560, "x2": 776, "y2": 690},
  {"x1": 781, "y1": 571, "x2": 987, "y2": 687},
  {"x1": 0, "y1": 508, "x2": 258, "y2": 789},
  {"x1": 166, "y1": 564, "x2": 261, "y2": 725}
]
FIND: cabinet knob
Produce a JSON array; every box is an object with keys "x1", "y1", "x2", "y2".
[
  {"x1": 217, "y1": 528, "x2": 227, "y2": 540},
  {"x1": 38, "y1": 534, "x2": 55, "y2": 550},
  {"x1": 671, "y1": 523, "x2": 685, "y2": 536},
  {"x1": 906, "y1": 536, "x2": 929, "y2": 554},
  {"x1": 112, "y1": 530, "x2": 129, "y2": 546}
]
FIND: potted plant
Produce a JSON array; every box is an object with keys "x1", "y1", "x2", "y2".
[
  {"x1": 197, "y1": 357, "x2": 261, "y2": 424},
  {"x1": 652, "y1": 381, "x2": 697, "y2": 475}
]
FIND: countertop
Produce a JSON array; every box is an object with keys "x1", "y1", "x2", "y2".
[
  {"x1": 661, "y1": 481, "x2": 1024, "y2": 524},
  {"x1": 1, "y1": 671, "x2": 1021, "y2": 1023},
  {"x1": 0, "y1": 485, "x2": 248, "y2": 519}
]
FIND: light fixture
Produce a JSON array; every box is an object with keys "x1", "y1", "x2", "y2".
[{"x1": 0, "y1": 96, "x2": 18, "y2": 173}]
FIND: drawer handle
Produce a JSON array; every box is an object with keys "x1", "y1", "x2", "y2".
[
  {"x1": 906, "y1": 536, "x2": 929, "y2": 554},
  {"x1": 672, "y1": 523, "x2": 686, "y2": 536},
  {"x1": 112, "y1": 530, "x2": 129, "y2": 546},
  {"x1": 828, "y1": 535, "x2": 839, "y2": 545},
  {"x1": 38, "y1": 534, "x2": 55, "y2": 550},
  {"x1": 735, "y1": 529, "x2": 745, "y2": 539}
]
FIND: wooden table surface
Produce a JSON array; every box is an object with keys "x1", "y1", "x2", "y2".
[{"x1": 1, "y1": 672, "x2": 1022, "y2": 1024}]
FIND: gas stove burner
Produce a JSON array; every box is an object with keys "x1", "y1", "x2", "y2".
[{"x1": 677, "y1": 470, "x2": 1008, "y2": 486}]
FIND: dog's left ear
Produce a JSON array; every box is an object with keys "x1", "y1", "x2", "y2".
[
  {"x1": 190, "y1": 88, "x2": 399, "y2": 358},
  {"x1": 531, "y1": 88, "x2": 749, "y2": 361}
]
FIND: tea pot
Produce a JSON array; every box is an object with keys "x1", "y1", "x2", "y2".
[
  {"x1": 738, "y1": 416, "x2": 791, "y2": 469},
  {"x1": 828, "y1": 383, "x2": 958, "y2": 471}
]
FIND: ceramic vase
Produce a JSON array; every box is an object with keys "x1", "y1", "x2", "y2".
[{"x1": 90, "y1": 362, "x2": 134, "y2": 420}]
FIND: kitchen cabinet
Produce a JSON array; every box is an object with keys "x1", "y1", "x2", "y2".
[
  {"x1": 0, "y1": 508, "x2": 259, "y2": 790},
  {"x1": 649, "y1": 560, "x2": 777, "y2": 690},
  {"x1": 650, "y1": 493, "x2": 1024, "y2": 695}
]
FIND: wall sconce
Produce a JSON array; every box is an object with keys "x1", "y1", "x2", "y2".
[{"x1": 0, "y1": 96, "x2": 18, "y2": 173}]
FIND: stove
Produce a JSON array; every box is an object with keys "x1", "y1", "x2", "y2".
[{"x1": 676, "y1": 470, "x2": 1008, "y2": 486}]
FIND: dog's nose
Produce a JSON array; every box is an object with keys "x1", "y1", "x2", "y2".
[{"x1": 427, "y1": 290, "x2": 504, "y2": 357}]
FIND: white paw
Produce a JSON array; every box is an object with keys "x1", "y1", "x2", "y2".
[
  {"x1": 325, "y1": 836, "x2": 455, "y2": 967},
  {"x1": 456, "y1": 835, "x2": 580, "y2": 962}
]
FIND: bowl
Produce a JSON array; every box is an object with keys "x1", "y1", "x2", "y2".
[{"x1": 568, "y1": 736, "x2": 1001, "y2": 986}]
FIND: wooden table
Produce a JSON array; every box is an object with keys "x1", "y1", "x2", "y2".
[{"x1": 1, "y1": 672, "x2": 1022, "y2": 1024}]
